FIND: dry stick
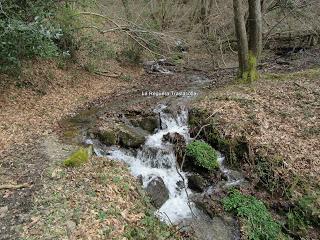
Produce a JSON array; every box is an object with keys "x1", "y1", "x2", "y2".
[
  {"x1": 163, "y1": 212, "x2": 174, "y2": 226},
  {"x1": 0, "y1": 183, "x2": 30, "y2": 190},
  {"x1": 175, "y1": 164, "x2": 196, "y2": 218},
  {"x1": 77, "y1": 12, "x2": 164, "y2": 57}
]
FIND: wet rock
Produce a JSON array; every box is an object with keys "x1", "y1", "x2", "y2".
[
  {"x1": 162, "y1": 132, "x2": 186, "y2": 163},
  {"x1": 131, "y1": 116, "x2": 159, "y2": 133},
  {"x1": 182, "y1": 213, "x2": 240, "y2": 240},
  {"x1": 162, "y1": 132, "x2": 186, "y2": 145},
  {"x1": 96, "y1": 128, "x2": 117, "y2": 146},
  {"x1": 146, "y1": 177, "x2": 169, "y2": 208},
  {"x1": 187, "y1": 173, "x2": 208, "y2": 192},
  {"x1": 192, "y1": 193, "x2": 224, "y2": 218},
  {"x1": 137, "y1": 175, "x2": 143, "y2": 185},
  {"x1": 118, "y1": 125, "x2": 147, "y2": 148}
]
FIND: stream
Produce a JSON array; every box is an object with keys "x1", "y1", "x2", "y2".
[{"x1": 88, "y1": 102, "x2": 242, "y2": 239}]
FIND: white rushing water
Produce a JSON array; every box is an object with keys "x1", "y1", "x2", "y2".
[{"x1": 107, "y1": 105, "x2": 196, "y2": 223}]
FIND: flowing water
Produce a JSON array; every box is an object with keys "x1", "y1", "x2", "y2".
[
  {"x1": 107, "y1": 105, "x2": 196, "y2": 223},
  {"x1": 90, "y1": 104, "x2": 242, "y2": 238}
]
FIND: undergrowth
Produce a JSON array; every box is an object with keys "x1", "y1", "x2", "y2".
[{"x1": 223, "y1": 189, "x2": 284, "y2": 240}]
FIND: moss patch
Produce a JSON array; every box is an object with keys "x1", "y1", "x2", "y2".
[
  {"x1": 186, "y1": 140, "x2": 218, "y2": 170},
  {"x1": 63, "y1": 146, "x2": 92, "y2": 167}
]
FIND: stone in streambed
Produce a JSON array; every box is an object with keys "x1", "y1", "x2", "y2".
[
  {"x1": 96, "y1": 128, "x2": 117, "y2": 146},
  {"x1": 118, "y1": 125, "x2": 147, "y2": 148},
  {"x1": 146, "y1": 176, "x2": 169, "y2": 208},
  {"x1": 187, "y1": 173, "x2": 208, "y2": 192}
]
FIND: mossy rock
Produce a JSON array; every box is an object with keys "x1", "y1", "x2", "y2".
[
  {"x1": 97, "y1": 129, "x2": 117, "y2": 146},
  {"x1": 131, "y1": 116, "x2": 159, "y2": 133},
  {"x1": 118, "y1": 125, "x2": 147, "y2": 148},
  {"x1": 186, "y1": 140, "x2": 219, "y2": 170},
  {"x1": 63, "y1": 146, "x2": 92, "y2": 167}
]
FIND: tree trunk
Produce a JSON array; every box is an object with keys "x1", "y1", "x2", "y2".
[
  {"x1": 233, "y1": 0, "x2": 249, "y2": 76},
  {"x1": 248, "y1": 0, "x2": 262, "y2": 60}
]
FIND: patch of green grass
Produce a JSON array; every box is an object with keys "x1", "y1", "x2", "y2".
[
  {"x1": 186, "y1": 140, "x2": 219, "y2": 170},
  {"x1": 97, "y1": 210, "x2": 107, "y2": 221},
  {"x1": 223, "y1": 189, "x2": 283, "y2": 240},
  {"x1": 287, "y1": 193, "x2": 320, "y2": 234}
]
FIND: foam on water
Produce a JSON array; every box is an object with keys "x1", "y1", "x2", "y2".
[{"x1": 107, "y1": 105, "x2": 194, "y2": 223}]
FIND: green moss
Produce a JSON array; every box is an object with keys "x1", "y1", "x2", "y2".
[
  {"x1": 63, "y1": 146, "x2": 92, "y2": 167},
  {"x1": 240, "y1": 51, "x2": 259, "y2": 83},
  {"x1": 223, "y1": 189, "x2": 283, "y2": 240},
  {"x1": 97, "y1": 129, "x2": 117, "y2": 146},
  {"x1": 186, "y1": 140, "x2": 219, "y2": 170}
]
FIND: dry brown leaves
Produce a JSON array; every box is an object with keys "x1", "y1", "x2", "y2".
[
  {"x1": 193, "y1": 69, "x2": 320, "y2": 196},
  {"x1": 0, "y1": 60, "x2": 134, "y2": 156},
  {"x1": 22, "y1": 157, "x2": 146, "y2": 239}
]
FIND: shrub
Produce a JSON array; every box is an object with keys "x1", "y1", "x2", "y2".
[
  {"x1": 0, "y1": 18, "x2": 61, "y2": 74},
  {"x1": 186, "y1": 140, "x2": 218, "y2": 170},
  {"x1": 223, "y1": 189, "x2": 283, "y2": 240},
  {"x1": 118, "y1": 41, "x2": 143, "y2": 64}
]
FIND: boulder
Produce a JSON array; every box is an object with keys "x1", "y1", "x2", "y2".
[
  {"x1": 187, "y1": 173, "x2": 208, "y2": 192},
  {"x1": 118, "y1": 125, "x2": 147, "y2": 148},
  {"x1": 146, "y1": 176, "x2": 169, "y2": 208},
  {"x1": 131, "y1": 116, "x2": 159, "y2": 133},
  {"x1": 96, "y1": 128, "x2": 117, "y2": 146}
]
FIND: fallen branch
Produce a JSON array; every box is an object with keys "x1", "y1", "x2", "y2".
[{"x1": 0, "y1": 183, "x2": 31, "y2": 190}]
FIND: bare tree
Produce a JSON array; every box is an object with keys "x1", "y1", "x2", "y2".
[
  {"x1": 233, "y1": 0, "x2": 262, "y2": 82},
  {"x1": 233, "y1": 0, "x2": 249, "y2": 76}
]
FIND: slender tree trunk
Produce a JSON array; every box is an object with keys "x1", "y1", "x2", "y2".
[
  {"x1": 248, "y1": 0, "x2": 262, "y2": 60},
  {"x1": 233, "y1": 0, "x2": 249, "y2": 76}
]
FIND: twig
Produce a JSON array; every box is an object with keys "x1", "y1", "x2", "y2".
[
  {"x1": 0, "y1": 183, "x2": 31, "y2": 190},
  {"x1": 94, "y1": 71, "x2": 120, "y2": 78},
  {"x1": 194, "y1": 123, "x2": 210, "y2": 140},
  {"x1": 77, "y1": 12, "x2": 165, "y2": 57},
  {"x1": 163, "y1": 212, "x2": 174, "y2": 226},
  {"x1": 175, "y1": 165, "x2": 196, "y2": 218}
]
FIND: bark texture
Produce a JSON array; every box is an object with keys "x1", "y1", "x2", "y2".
[
  {"x1": 248, "y1": 0, "x2": 262, "y2": 60},
  {"x1": 233, "y1": 0, "x2": 249, "y2": 75}
]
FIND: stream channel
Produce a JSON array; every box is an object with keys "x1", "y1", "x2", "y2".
[{"x1": 88, "y1": 100, "x2": 242, "y2": 240}]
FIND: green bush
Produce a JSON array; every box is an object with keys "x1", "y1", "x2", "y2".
[
  {"x1": 223, "y1": 189, "x2": 283, "y2": 240},
  {"x1": 0, "y1": 1, "x2": 84, "y2": 74},
  {"x1": 0, "y1": 18, "x2": 61, "y2": 74},
  {"x1": 186, "y1": 140, "x2": 218, "y2": 170}
]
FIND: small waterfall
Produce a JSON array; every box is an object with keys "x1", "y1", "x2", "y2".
[{"x1": 107, "y1": 105, "x2": 195, "y2": 223}]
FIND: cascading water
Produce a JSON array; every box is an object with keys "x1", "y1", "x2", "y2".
[
  {"x1": 107, "y1": 105, "x2": 196, "y2": 223},
  {"x1": 91, "y1": 104, "x2": 243, "y2": 229}
]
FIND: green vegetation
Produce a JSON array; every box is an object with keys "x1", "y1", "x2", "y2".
[
  {"x1": 63, "y1": 146, "x2": 92, "y2": 167},
  {"x1": 241, "y1": 51, "x2": 259, "y2": 83},
  {"x1": 186, "y1": 140, "x2": 219, "y2": 170},
  {"x1": 223, "y1": 189, "x2": 283, "y2": 240},
  {"x1": 0, "y1": 0, "x2": 80, "y2": 74},
  {"x1": 287, "y1": 193, "x2": 320, "y2": 235},
  {"x1": 124, "y1": 214, "x2": 176, "y2": 240}
]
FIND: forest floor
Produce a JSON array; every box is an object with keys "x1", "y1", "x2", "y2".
[{"x1": 0, "y1": 48, "x2": 320, "y2": 239}]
